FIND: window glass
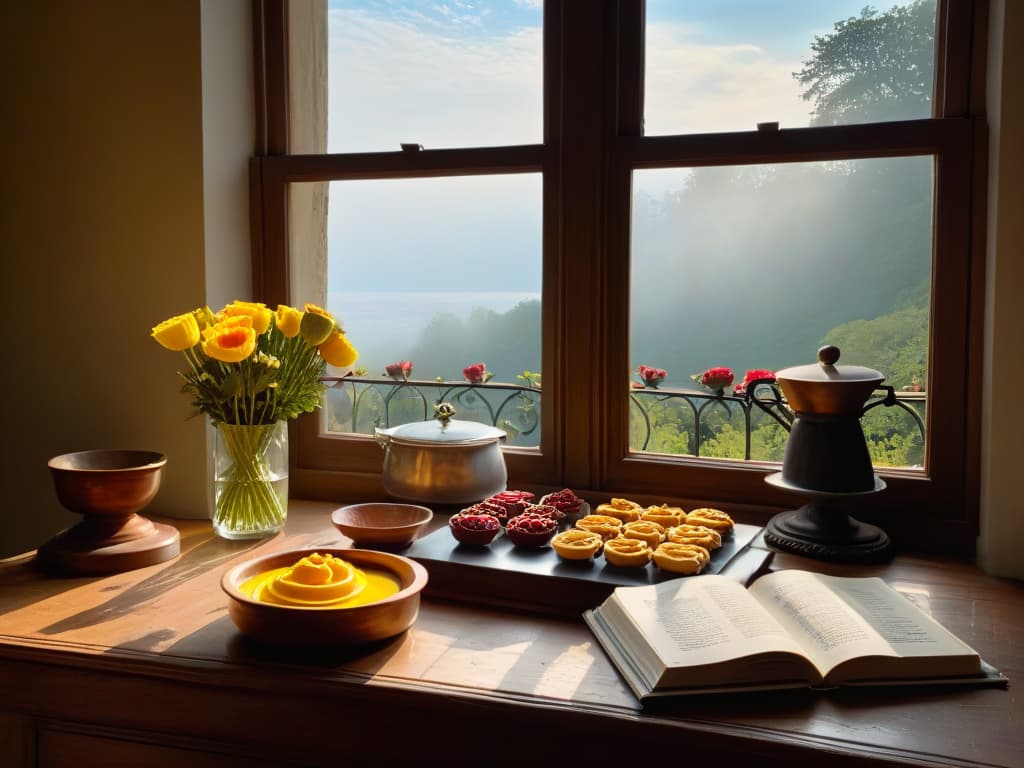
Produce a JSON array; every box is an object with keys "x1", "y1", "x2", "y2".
[
  {"x1": 644, "y1": 0, "x2": 937, "y2": 134},
  {"x1": 327, "y1": 0, "x2": 543, "y2": 152},
  {"x1": 317, "y1": 174, "x2": 543, "y2": 444},
  {"x1": 630, "y1": 157, "x2": 932, "y2": 469},
  {"x1": 269, "y1": 0, "x2": 977, "y2": 536}
]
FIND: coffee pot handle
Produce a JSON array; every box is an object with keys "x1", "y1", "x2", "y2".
[
  {"x1": 862, "y1": 384, "x2": 897, "y2": 414},
  {"x1": 743, "y1": 378, "x2": 794, "y2": 431}
]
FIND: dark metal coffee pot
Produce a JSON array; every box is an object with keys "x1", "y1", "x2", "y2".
[
  {"x1": 746, "y1": 345, "x2": 898, "y2": 563},
  {"x1": 770, "y1": 345, "x2": 895, "y2": 493}
]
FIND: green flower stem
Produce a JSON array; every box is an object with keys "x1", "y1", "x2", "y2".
[{"x1": 214, "y1": 423, "x2": 286, "y2": 537}]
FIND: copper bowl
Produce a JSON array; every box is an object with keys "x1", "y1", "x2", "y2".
[
  {"x1": 39, "y1": 449, "x2": 180, "y2": 575},
  {"x1": 331, "y1": 502, "x2": 433, "y2": 549},
  {"x1": 221, "y1": 547, "x2": 428, "y2": 648},
  {"x1": 49, "y1": 449, "x2": 166, "y2": 517}
]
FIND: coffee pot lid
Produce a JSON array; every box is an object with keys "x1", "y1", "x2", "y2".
[{"x1": 775, "y1": 345, "x2": 884, "y2": 385}]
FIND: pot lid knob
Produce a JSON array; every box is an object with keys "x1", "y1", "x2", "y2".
[
  {"x1": 434, "y1": 401, "x2": 456, "y2": 427},
  {"x1": 818, "y1": 345, "x2": 840, "y2": 367}
]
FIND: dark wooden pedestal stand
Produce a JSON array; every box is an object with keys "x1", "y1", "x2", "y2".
[
  {"x1": 37, "y1": 514, "x2": 180, "y2": 575},
  {"x1": 764, "y1": 472, "x2": 893, "y2": 563},
  {"x1": 39, "y1": 449, "x2": 181, "y2": 576}
]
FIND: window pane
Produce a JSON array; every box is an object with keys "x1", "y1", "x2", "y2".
[
  {"x1": 644, "y1": 0, "x2": 937, "y2": 135},
  {"x1": 629, "y1": 157, "x2": 932, "y2": 469},
  {"x1": 328, "y1": 1, "x2": 543, "y2": 152},
  {"x1": 316, "y1": 175, "x2": 543, "y2": 445}
]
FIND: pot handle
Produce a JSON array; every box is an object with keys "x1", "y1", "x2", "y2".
[
  {"x1": 374, "y1": 427, "x2": 391, "y2": 450},
  {"x1": 862, "y1": 384, "x2": 897, "y2": 414},
  {"x1": 743, "y1": 378, "x2": 794, "y2": 431}
]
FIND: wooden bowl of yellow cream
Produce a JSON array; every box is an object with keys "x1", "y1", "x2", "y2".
[{"x1": 221, "y1": 547, "x2": 428, "y2": 647}]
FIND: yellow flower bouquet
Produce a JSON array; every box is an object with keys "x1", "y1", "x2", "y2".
[{"x1": 152, "y1": 300, "x2": 357, "y2": 538}]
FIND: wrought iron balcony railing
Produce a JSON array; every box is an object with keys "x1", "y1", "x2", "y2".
[
  {"x1": 322, "y1": 377, "x2": 927, "y2": 466},
  {"x1": 322, "y1": 377, "x2": 542, "y2": 446}
]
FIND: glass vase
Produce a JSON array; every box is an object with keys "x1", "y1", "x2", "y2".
[{"x1": 212, "y1": 421, "x2": 288, "y2": 540}]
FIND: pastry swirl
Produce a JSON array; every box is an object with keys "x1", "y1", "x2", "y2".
[
  {"x1": 603, "y1": 536, "x2": 653, "y2": 567},
  {"x1": 666, "y1": 523, "x2": 722, "y2": 551},
  {"x1": 641, "y1": 504, "x2": 687, "y2": 528},
  {"x1": 575, "y1": 514, "x2": 624, "y2": 541},
  {"x1": 652, "y1": 542, "x2": 710, "y2": 574},
  {"x1": 594, "y1": 497, "x2": 643, "y2": 523},
  {"x1": 686, "y1": 507, "x2": 735, "y2": 534},
  {"x1": 551, "y1": 529, "x2": 603, "y2": 560},
  {"x1": 621, "y1": 519, "x2": 667, "y2": 547}
]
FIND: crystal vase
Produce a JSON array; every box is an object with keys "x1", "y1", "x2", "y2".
[{"x1": 212, "y1": 421, "x2": 288, "y2": 539}]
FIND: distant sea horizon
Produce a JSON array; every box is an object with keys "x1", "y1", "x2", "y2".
[{"x1": 327, "y1": 290, "x2": 541, "y2": 364}]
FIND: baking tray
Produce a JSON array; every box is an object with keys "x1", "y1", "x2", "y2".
[{"x1": 405, "y1": 522, "x2": 769, "y2": 618}]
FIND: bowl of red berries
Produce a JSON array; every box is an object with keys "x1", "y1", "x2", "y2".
[
  {"x1": 539, "y1": 488, "x2": 585, "y2": 520},
  {"x1": 504, "y1": 512, "x2": 558, "y2": 548},
  {"x1": 448, "y1": 512, "x2": 502, "y2": 546}
]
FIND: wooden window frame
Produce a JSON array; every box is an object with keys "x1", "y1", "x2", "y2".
[{"x1": 251, "y1": 0, "x2": 987, "y2": 555}]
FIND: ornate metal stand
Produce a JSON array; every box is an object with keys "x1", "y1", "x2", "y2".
[{"x1": 764, "y1": 473, "x2": 893, "y2": 563}]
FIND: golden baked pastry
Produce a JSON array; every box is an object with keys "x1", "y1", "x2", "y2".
[
  {"x1": 685, "y1": 507, "x2": 735, "y2": 534},
  {"x1": 652, "y1": 542, "x2": 710, "y2": 574},
  {"x1": 575, "y1": 514, "x2": 624, "y2": 541},
  {"x1": 594, "y1": 497, "x2": 643, "y2": 523},
  {"x1": 551, "y1": 529, "x2": 603, "y2": 560},
  {"x1": 603, "y1": 536, "x2": 653, "y2": 567},
  {"x1": 621, "y1": 520, "x2": 666, "y2": 547},
  {"x1": 666, "y1": 523, "x2": 722, "y2": 551},
  {"x1": 641, "y1": 503, "x2": 687, "y2": 528}
]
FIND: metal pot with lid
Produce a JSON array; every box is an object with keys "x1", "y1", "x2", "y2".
[
  {"x1": 775, "y1": 344, "x2": 888, "y2": 417},
  {"x1": 744, "y1": 346, "x2": 902, "y2": 563},
  {"x1": 751, "y1": 345, "x2": 896, "y2": 494},
  {"x1": 374, "y1": 402, "x2": 508, "y2": 505}
]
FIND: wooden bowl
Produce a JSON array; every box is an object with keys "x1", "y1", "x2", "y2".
[
  {"x1": 331, "y1": 503, "x2": 433, "y2": 549},
  {"x1": 221, "y1": 547, "x2": 428, "y2": 648},
  {"x1": 39, "y1": 449, "x2": 180, "y2": 575},
  {"x1": 49, "y1": 449, "x2": 166, "y2": 517}
]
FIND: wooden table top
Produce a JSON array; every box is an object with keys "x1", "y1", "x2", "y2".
[{"x1": 1, "y1": 501, "x2": 1021, "y2": 767}]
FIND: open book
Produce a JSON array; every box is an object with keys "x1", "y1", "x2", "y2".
[{"x1": 584, "y1": 569, "x2": 1006, "y2": 700}]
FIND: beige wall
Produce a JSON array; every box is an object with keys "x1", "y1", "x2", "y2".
[
  {"x1": 978, "y1": 0, "x2": 1024, "y2": 579},
  {"x1": 0, "y1": 1, "x2": 252, "y2": 558},
  {"x1": 0, "y1": 3, "x2": 1019, "y2": 575}
]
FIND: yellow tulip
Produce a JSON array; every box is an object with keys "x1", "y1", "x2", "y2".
[
  {"x1": 203, "y1": 325, "x2": 257, "y2": 363},
  {"x1": 151, "y1": 312, "x2": 200, "y2": 351},
  {"x1": 319, "y1": 329, "x2": 359, "y2": 368},
  {"x1": 222, "y1": 300, "x2": 273, "y2": 335},
  {"x1": 202, "y1": 314, "x2": 252, "y2": 341},
  {"x1": 275, "y1": 304, "x2": 302, "y2": 338},
  {"x1": 192, "y1": 306, "x2": 217, "y2": 332},
  {"x1": 300, "y1": 303, "x2": 335, "y2": 346}
]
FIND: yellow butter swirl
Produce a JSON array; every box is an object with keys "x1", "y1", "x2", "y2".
[{"x1": 240, "y1": 552, "x2": 399, "y2": 608}]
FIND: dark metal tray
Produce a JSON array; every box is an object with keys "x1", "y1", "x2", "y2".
[{"x1": 405, "y1": 522, "x2": 769, "y2": 618}]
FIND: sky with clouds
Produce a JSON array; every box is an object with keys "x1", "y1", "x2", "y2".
[{"x1": 323, "y1": 0, "x2": 894, "y2": 295}]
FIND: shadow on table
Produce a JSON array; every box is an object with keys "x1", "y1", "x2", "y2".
[{"x1": 36, "y1": 533, "x2": 267, "y2": 635}]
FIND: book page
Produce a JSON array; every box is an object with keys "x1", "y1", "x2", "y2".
[
  {"x1": 749, "y1": 570, "x2": 980, "y2": 683},
  {"x1": 749, "y1": 570, "x2": 893, "y2": 678},
  {"x1": 810, "y1": 573, "x2": 980, "y2": 681},
  {"x1": 609, "y1": 575, "x2": 811, "y2": 671}
]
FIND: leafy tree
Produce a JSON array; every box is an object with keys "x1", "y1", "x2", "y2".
[
  {"x1": 402, "y1": 300, "x2": 542, "y2": 383},
  {"x1": 630, "y1": 396, "x2": 694, "y2": 455},
  {"x1": 750, "y1": 419, "x2": 790, "y2": 462},
  {"x1": 348, "y1": 3, "x2": 938, "y2": 467},
  {"x1": 824, "y1": 297, "x2": 928, "y2": 389},
  {"x1": 863, "y1": 404, "x2": 925, "y2": 466},
  {"x1": 795, "y1": 0, "x2": 936, "y2": 125}
]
